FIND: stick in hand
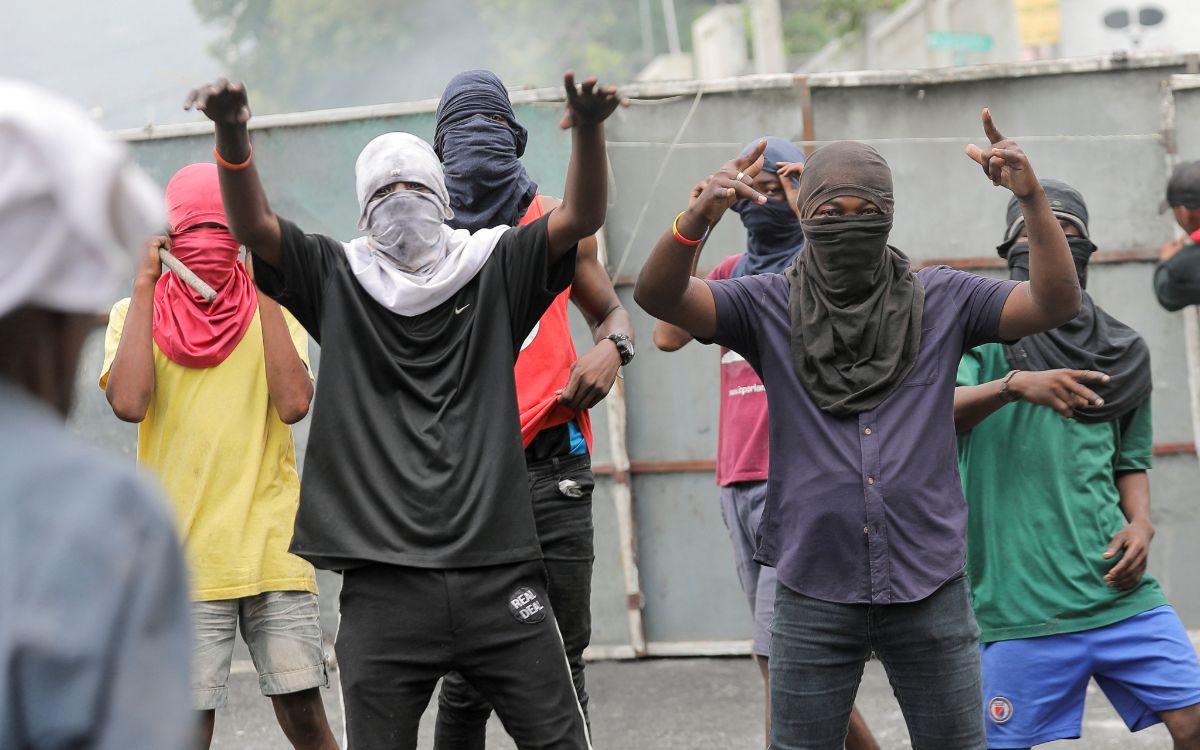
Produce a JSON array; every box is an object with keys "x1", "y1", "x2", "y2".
[{"x1": 158, "y1": 247, "x2": 217, "y2": 302}]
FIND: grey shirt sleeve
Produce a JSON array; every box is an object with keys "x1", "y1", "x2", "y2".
[
  {"x1": 1154, "y1": 243, "x2": 1200, "y2": 312},
  {"x1": 94, "y1": 487, "x2": 193, "y2": 750}
]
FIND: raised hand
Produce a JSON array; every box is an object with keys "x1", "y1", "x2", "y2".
[
  {"x1": 777, "y1": 161, "x2": 805, "y2": 220},
  {"x1": 559, "y1": 71, "x2": 629, "y2": 130},
  {"x1": 965, "y1": 109, "x2": 1040, "y2": 200},
  {"x1": 184, "y1": 78, "x2": 251, "y2": 126},
  {"x1": 1008, "y1": 368, "x2": 1109, "y2": 418},
  {"x1": 136, "y1": 236, "x2": 167, "y2": 287},
  {"x1": 688, "y1": 140, "x2": 769, "y2": 226}
]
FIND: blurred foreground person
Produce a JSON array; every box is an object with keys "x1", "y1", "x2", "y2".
[
  {"x1": 100, "y1": 163, "x2": 336, "y2": 750},
  {"x1": 185, "y1": 72, "x2": 625, "y2": 749},
  {"x1": 635, "y1": 111, "x2": 1082, "y2": 750},
  {"x1": 431, "y1": 69, "x2": 635, "y2": 749},
  {"x1": 0, "y1": 78, "x2": 192, "y2": 749},
  {"x1": 653, "y1": 137, "x2": 877, "y2": 750},
  {"x1": 1153, "y1": 160, "x2": 1200, "y2": 310},
  {"x1": 957, "y1": 179, "x2": 1200, "y2": 749}
]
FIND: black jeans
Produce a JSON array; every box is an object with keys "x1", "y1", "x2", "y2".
[
  {"x1": 436, "y1": 454, "x2": 596, "y2": 749},
  {"x1": 336, "y1": 560, "x2": 590, "y2": 750}
]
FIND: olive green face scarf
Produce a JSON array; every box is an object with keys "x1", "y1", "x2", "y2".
[{"x1": 784, "y1": 141, "x2": 925, "y2": 417}]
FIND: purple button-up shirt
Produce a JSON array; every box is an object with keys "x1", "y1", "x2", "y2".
[{"x1": 708, "y1": 266, "x2": 1018, "y2": 605}]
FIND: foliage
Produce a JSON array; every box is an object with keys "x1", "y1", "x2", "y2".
[{"x1": 191, "y1": 0, "x2": 900, "y2": 114}]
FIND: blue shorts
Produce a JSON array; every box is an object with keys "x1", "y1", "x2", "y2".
[{"x1": 980, "y1": 605, "x2": 1200, "y2": 748}]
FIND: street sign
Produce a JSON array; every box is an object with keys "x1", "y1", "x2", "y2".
[{"x1": 926, "y1": 31, "x2": 995, "y2": 52}]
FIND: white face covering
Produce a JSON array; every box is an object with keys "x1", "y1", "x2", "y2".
[
  {"x1": 343, "y1": 132, "x2": 510, "y2": 316},
  {"x1": 365, "y1": 190, "x2": 447, "y2": 274}
]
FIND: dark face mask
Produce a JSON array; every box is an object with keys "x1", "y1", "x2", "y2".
[
  {"x1": 800, "y1": 213, "x2": 894, "y2": 301},
  {"x1": 1007, "y1": 237, "x2": 1097, "y2": 289},
  {"x1": 734, "y1": 197, "x2": 800, "y2": 243},
  {"x1": 440, "y1": 117, "x2": 521, "y2": 177}
]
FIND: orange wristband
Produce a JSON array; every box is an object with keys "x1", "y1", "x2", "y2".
[
  {"x1": 672, "y1": 211, "x2": 707, "y2": 247},
  {"x1": 213, "y1": 143, "x2": 253, "y2": 171}
]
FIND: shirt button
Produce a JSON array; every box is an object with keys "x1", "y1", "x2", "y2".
[
  {"x1": 863, "y1": 526, "x2": 870, "y2": 534},
  {"x1": 864, "y1": 427, "x2": 873, "y2": 435},
  {"x1": 867, "y1": 476, "x2": 875, "y2": 485}
]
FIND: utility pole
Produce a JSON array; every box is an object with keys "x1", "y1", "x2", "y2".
[{"x1": 662, "y1": 0, "x2": 683, "y2": 56}]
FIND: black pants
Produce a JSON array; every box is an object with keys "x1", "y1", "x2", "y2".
[
  {"x1": 435, "y1": 454, "x2": 596, "y2": 749},
  {"x1": 336, "y1": 558, "x2": 590, "y2": 750}
]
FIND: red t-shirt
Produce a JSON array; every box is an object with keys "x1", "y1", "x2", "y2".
[
  {"x1": 513, "y1": 195, "x2": 593, "y2": 451},
  {"x1": 709, "y1": 254, "x2": 769, "y2": 485}
]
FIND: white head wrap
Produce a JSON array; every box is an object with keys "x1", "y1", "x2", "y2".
[
  {"x1": 343, "y1": 132, "x2": 507, "y2": 317},
  {"x1": 0, "y1": 79, "x2": 163, "y2": 318}
]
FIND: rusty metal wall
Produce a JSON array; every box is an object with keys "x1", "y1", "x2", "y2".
[{"x1": 71, "y1": 54, "x2": 1200, "y2": 654}]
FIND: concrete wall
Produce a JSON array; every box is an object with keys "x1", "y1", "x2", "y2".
[{"x1": 77, "y1": 54, "x2": 1200, "y2": 654}]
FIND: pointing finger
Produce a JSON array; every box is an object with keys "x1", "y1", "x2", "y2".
[
  {"x1": 735, "y1": 139, "x2": 768, "y2": 171},
  {"x1": 982, "y1": 108, "x2": 1004, "y2": 144}
]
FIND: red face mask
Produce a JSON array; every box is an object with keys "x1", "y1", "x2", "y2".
[{"x1": 151, "y1": 164, "x2": 258, "y2": 369}]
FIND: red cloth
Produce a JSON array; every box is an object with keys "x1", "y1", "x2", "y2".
[
  {"x1": 709, "y1": 254, "x2": 769, "y2": 485},
  {"x1": 1191, "y1": 228, "x2": 1200, "y2": 243},
  {"x1": 514, "y1": 195, "x2": 593, "y2": 450},
  {"x1": 152, "y1": 163, "x2": 257, "y2": 368}
]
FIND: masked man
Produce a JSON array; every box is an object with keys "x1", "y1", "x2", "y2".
[
  {"x1": 653, "y1": 137, "x2": 878, "y2": 750},
  {"x1": 956, "y1": 180, "x2": 1200, "y2": 749},
  {"x1": 185, "y1": 72, "x2": 624, "y2": 750},
  {"x1": 431, "y1": 69, "x2": 635, "y2": 748},
  {"x1": 635, "y1": 111, "x2": 1082, "y2": 749},
  {"x1": 101, "y1": 163, "x2": 336, "y2": 750}
]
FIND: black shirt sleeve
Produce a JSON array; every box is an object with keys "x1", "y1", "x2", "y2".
[
  {"x1": 491, "y1": 214, "x2": 578, "y2": 350},
  {"x1": 1154, "y1": 243, "x2": 1200, "y2": 312},
  {"x1": 252, "y1": 217, "x2": 343, "y2": 341}
]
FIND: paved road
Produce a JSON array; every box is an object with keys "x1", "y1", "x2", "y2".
[{"x1": 211, "y1": 656, "x2": 1171, "y2": 748}]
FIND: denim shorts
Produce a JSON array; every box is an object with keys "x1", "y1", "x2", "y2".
[{"x1": 191, "y1": 590, "x2": 328, "y2": 710}]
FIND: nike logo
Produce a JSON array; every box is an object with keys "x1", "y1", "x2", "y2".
[{"x1": 455, "y1": 304, "x2": 471, "y2": 315}]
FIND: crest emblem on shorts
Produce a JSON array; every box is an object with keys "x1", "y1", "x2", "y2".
[
  {"x1": 988, "y1": 696, "x2": 1013, "y2": 724},
  {"x1": 508, "y1": 586, "x2": 546, "y2": 624}
]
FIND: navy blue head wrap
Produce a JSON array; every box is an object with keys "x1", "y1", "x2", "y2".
[
  {"x1": 434, "y1": 70, "x2": 538, "y2": 232},
  {"x1": 729, "y1": 136, "x2": 807, "y2": 277}
]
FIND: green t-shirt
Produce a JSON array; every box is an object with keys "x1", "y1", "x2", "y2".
[{"x1": 957, "y1": 343, "x2": 1165, "y2": 643}]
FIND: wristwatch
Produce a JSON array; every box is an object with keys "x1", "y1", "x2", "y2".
[{"x1": 606, "y1": 333, "x2": 635, "y2": 366}]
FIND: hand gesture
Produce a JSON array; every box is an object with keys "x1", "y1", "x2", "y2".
[
  {"x1": 777, "y1": 161, "x2": 805, "y2": 219},
  {"x1": 965, "y1": 109, "x2": 1039, "y2": 200},
  {"x1": 1103, "y1": 519, "x2": 1154, "y2": 589},
  {"x1": 559, "y1": 71, "x2": 628, "y2": 130},
  {"x1": 184, "y1": 78, "x2": 251, "y2": 126},
  {"x1": 1009, "y1": 368, "x2": 1109, "y2": 418},
  {"x1": 557, "y1": 342, "x2": 622, "y2": 410},
  {"x1": 136, "y1": 236, "x2": 167, "y2": 287},
  {"x1": 689, "y1": 140, "x2": 768, "y2": 226}
]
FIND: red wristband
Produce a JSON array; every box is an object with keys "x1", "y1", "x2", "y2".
[{"x1": 672, "y1": 211, "x2": 707, "y2": 247}]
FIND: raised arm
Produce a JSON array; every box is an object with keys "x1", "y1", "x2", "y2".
[
  {"x1": 247, "y1": 257, "x2": 312, "y2": 424},
  {"x1": 546, "y1": 73, "x2": 628, "y2": 265},
  {"x1": 653, "y1": 179, "x2": 716, "y2": 352},
  {"x1": 105, "y1": 239, "x2": 163, "y2": 422},
  {"x1": 635, "y1": 144, "x2": 768, "y2": 340},
  {"x1": 964, "y1": 110, "x2": 1081, "y2": 340},
  {"x1": 184, "y1": 79, "x2": 283, "y2": 270}
]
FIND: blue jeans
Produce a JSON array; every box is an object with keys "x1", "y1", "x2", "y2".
[{"x1": 770, "y1": 575, "x2": 985, "y2": 750}]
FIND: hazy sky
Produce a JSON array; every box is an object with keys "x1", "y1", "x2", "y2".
[{"x1": 4, "y1": 0, "x2": 221, "y2": 130}]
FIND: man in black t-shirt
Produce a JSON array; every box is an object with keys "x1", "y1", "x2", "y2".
[{"x1": 184, "y1": 73, "x2": 626, "y2": 750}]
